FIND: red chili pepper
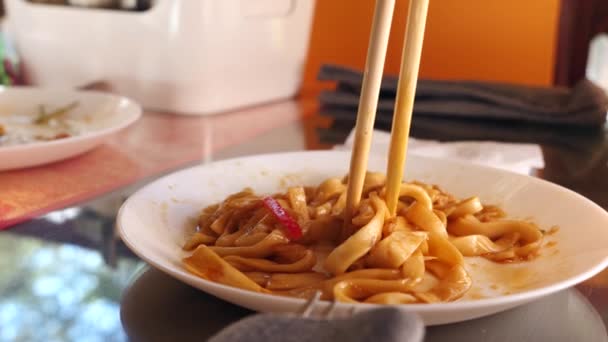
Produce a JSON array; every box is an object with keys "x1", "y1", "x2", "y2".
[{"x1": 262, "y1": 196, "x2": 303, "y2": 240}]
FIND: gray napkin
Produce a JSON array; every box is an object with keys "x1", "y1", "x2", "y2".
[
  {"x1": 318, "y1": 64, "x2": 608, "y2": 126},
  {"x1": 209, "y1": 307, "x2": 425, "y2": 342}
]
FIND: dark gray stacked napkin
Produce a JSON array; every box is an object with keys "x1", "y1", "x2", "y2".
[
  {"x1": 318, "y1": 64, "x2": 608, "y2": 127},
  {"x1": 209, "y1": 307, "x2": 425, "y2": 342}
]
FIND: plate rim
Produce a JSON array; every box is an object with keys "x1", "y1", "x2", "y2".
[{"x1": 117, "y1": 150, "x2": 608, "y2": 313}]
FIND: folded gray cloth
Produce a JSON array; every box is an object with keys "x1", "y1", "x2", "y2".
[
  {"x1": 209, "y1": 307, "x2": 425, "y2": 342},
  {"x1": 318, "y1": 64, "x2": 608, "y2": 126}
]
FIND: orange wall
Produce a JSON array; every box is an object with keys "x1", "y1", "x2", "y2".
[{"x1": 303, "y1": 0, "x2": 561, "y2": 90}]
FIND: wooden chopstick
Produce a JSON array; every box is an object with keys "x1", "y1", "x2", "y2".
[
  {"x1": 385, "y1": 0, "x2": 430, "y2": 216},
  {"x1": 343, "y1": 0, "x2": 396, "y2": 238}
]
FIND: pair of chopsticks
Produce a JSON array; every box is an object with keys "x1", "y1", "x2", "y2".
[{"x1": 344, "y1": 0, "x2": 430, "y2": 231}]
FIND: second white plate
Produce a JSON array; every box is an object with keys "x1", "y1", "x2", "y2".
[{"x1": 0, "y1": 87, "x2": 141, "y2": 171}]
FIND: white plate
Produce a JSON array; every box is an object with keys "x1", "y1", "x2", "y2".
[
  {"x1": 0, "y1": 87, "x2": 141, "y2": 171},
  {"x1": 117, "y1": 151, "x2": 608, "y2": 325}
]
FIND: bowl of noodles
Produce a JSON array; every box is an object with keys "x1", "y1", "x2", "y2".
[{"x1": 117, "y1": 151, "x2": 608, "y2": 325}]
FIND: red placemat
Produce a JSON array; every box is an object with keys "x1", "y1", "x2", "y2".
[{"x1": 0, "y1": 99, "x2": 316, "y2": 229}]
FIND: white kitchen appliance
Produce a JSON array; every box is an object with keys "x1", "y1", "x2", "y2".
[{"x1": 4, "y1": 0, "x2": 316, "y2": 115}]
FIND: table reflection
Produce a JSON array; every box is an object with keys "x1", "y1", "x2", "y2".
[
  {"x1": 0, "y1": 231, "x2": 144, "y2": 341},
  {"x1": 120, "y1": 267, "x2": 607, "y2": 342},
  {"x1": 121, "y1": 267, "x2": 251, "y2": 341}
]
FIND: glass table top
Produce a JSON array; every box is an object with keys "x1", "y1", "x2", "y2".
[{"x1": 1, "y1": 103, "x2": 607, "y2": 341}]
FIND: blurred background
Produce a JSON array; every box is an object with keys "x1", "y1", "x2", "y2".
[
  {"x1": 0, "y1": 0, "x2": 606, "y2": 101},
  {"x1": 304, "y1": 1, "x2": 561, "y2": 88},
  {"x1": 302, "y1": 0, "x2": 607, "y2": 92}
]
